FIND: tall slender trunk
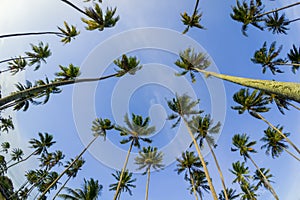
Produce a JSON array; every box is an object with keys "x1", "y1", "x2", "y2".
[
  {"x1": 193, "y1": 69, "x2": 300, "y2": 103},
  {"x1": 256, "y1": 2, "x2": 300, "y2": 18},
  {"x1": 0, "y1": 73, "x2": 117, "y2": 110},
  {"x1": 273, "y1": 62, "x2": 300, "y2": 67},
  {"x1": 60, "y1": 0, "x2": 88, "y2": 16},
  {"x1": 5, "y1": 150, "x2": 36, "y2": 171},
  {"x1": 39, "y1": 134, "x2": 100, "y2": 199},
  {"x1": 283, "y1": 147, "x2": 300, "y2": 162},
  {"x1": 145, "y1": 167, "x2": 151, "y2": 200},
  {"x1": 287, "y1": 17, "x2": 300, "y2": 24},
  {"x1": 183, "y1": 119, "x2": 218, "y2": 200},
  {"x1": 113, "y1": 140, "x2": 134, "y2": 200},
  {"x1": 255, "y1": 112, "x2": 300, "y2": 154},
  {"x1": 248, "y1": 156, "x2": 279, "y2": 200},
  {"x1": 0, "y1": 32, "x2": 63, "y2": 39},
  {"x1": 205, "y1": 139, "x2": 228, "y2": 200},
  {"x1": 188, "y1": 168, "x2": 199, "y2": 200},
  {"x1": 9, "y1": 180, "x2": 29, "y2": 199},
  {"x1": 0, "y1": 56, "x2": 31, "y2": 64},
  {"x1": 52, "y1": 175, "x2": 72, "y2": 200}
]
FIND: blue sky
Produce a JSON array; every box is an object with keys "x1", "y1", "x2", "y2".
[{"x1": 0, "y1": 0, "x2": 300, "y2": 199}]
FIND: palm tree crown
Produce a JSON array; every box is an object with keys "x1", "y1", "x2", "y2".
[
  {"x1": 231, "y1": 133, "x2": 257, "y2": 160},
  {"x1": 135, "y1": 146, "x2": 164, "y2": 174}
]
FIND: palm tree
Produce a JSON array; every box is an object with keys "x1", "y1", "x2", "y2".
[
  {"x1": 8, "y1": 148, "x2": 24, "y2": 164},
  {"x1": 230, "y1": 0, "x2": 264, "y2": 36},
  {"x1": 192, "y1": 170, "x2": 210, "y2": 200},
  {"x1": 109, "y1": 170, "x2": 136, "y2": 200},
  {"x1": 0, "y1": 21, "x2": 79, "y2": 43},
  {"x1": 174, "y1": 48, "x2": 300, "y2": 104},
  {"x1": 219, "y1": 188, "x2": 239, "y2": 200},
  {"x1": 261, "y1": 126, "x2": 300, "y2": 161},
  {"x1": 0, "y1": 116, "x2": 14, "y2": 132},
  {"x1": 288, "y1": 44, "x2": 300, "y2": 73},
  {"x1": 55, "y1": 64, "x2": 81, "y2": 80},
  {"x1": 189, "y1": 114, "x2": 228, "y2": 200},
  {"x1": 264, "y1": 12, "x2": 290, "y2": 34},
  {"x1": 0, "y1": 155, "x2": 7, "y2": 175},
  {"x1": 166, "y1": 94, "x2": 218, "y2": 200},
  {"x1": 39, "y1": 118, "x2": 113, "y2": 198},
  {"x1": 231, "y1": 88, "x2": 300, "y2": 154},
  {"x1": 0, "y1": 142, "x2": 10, "y2": 154},
  {"x1": 39, "y1": 150, "x2": 65, "y2": 170},
  {"x1": 253, "y1": 168, "x2": 274, "y2": 190},
  {"x1": 175, "y1": 151, "x2": 203, "y2": 200},
  {"x1": 240, "y1": 183, "x2": 258, "y2": 200},
  {"x1": 231, "y1": 133, "x2": 279, "y2": 200},
  {"x1": 181, "y1": 0, "x2": 205, "y2": 34},
  {"x1": 53, "y1": 157, "x2": 85, "y2": 200},
  {"x1": 113, "y1": 113, "x2": 155, "y2": 200},
  {"x1": 134, "y1": 146, "x2": 164, "y2": 200},
  {"x1": 6, "y1": 132, "x2": 55, "y2": 170},
  {"x1": 58, "y1": 178, "x2": 103, "y2": 200},
  {"x1": 0, "y1": 55, "x2": 142, "y2": 111}
]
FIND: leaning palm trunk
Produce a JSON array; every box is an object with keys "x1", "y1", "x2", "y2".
[
  {"x1": 52, "y1": 175, "x2": 72, "y2": 200},
  {"x1": 256, "y1": 2, "x2": 300, "y2": 18},
  {"x1": 183, "y1": 119, "x2": 218, "y2": 200},
  {"x1": 188, "y1": 168, "x2": 199, "y2": 200},
  {"x1": 205, "y1": 139, "x2": 229, "y2": 200},
  {"x1": 283, "y1": 147, "x2": 300, "y2": 162},
  {"x1": 0, "y1": 73, "x2": 117, "y2": 110},
  {"x1": 113, "y1": 140, "x2": 134, "y2": 200},
  {"x1": 145, "y1": 167, "x2": 151, "y2": 200},
  {"x1": 248, "y1": 156, "x2": 279, "y2": 200},
  {"x1": 5, "y1": 150, "x2": 36, "y2": 171},
  {"x1": 0, "y1": 32, "x2": 64, "y2": 39},
  {"x1": 39, "y1": 134, "x2": 100, "y2": 199},
  {"x1": 194, "y1": 69, "x2": 300, "y2": 103},
  {"x1": 255, "y1": 112, "x2": 300, "y2": 155}
]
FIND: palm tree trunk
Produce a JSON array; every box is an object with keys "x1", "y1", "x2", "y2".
[
  {"x1": 205, "y1": 139, "x2": 228, "y2": 200},
  {"x1": 248, "y1": 155, "x2": 279, "y2": 200},
  {"x1": 5, "y1": 150, "x2": 36, "y2": 171},
  {"x1": 113, "y1": 140, "x2": 134, "y2": 200},
  {"x1": 0, "y1": 56, "x2": 31, "y2": 64},
  {"x1": 60, "y1": 0, "x2": 88, "y2": 16},
  {"x1": 255, "y1": 112, "x2": 300, "y2": 154},
  {"x1": 9, "y1": 180, "x2": 29, "y2": 199},
  {"x1": 52, "y1": 175, "x2": 72, "y2": 200},
  {"x1": 145, "y1": 167, "x2": 151, "y2": 200},
  {"x1": 188, "y1": 168, "x2": 199, "y2": 200},
  {"x1": 283, "y1": 147, "x2": 300, "y2": 162},
  {"x1": 193, "y1": 69, "x2": 300, "y2": 103},
  {"x1": 0, "y1": 32, "x2": 63, "y2": 39},
  {"x1": 287, "y1": 17, "x2": 300, "y2": 24},
  {"x1": 0, "y1": 73, "x2": 118, "y2": 110},
  {"x1": 256, "y1": 2, "x2": 300, "y2": 18},
  {"x1": 39, "y1": 134, "x2": 100, "y2": 199},
  {"x1": 273, "y1": 62, "x2": 300, "y2": 67},
  {"x1": 183, "y1": 119, "x2": 218, "y2": 200}
]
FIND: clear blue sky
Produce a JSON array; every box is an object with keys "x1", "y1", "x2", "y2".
[{"x1": 0, "y1": 0, "x2": 299, "y2": 199}]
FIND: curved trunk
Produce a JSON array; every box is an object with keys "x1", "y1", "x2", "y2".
[
  {"x1": 188, "y1": 168, "x2": 199, "y2": 200},
  {"x1": 205, "y1": 139, "x2": 228, "y2": 200},
  {"x1": 60, "y1": 0, "x2": 88, "y2": 16},
  {"x1": 287, "y1": 17, "x2": 300, "y2": 24},
  {"x1": 283, "y1": 147, "x2": 300, "y2": 162},
  {"x1": 0, "y1": 73, "x2": 117, "y2": 110},
  {"x1": 248, "y1": 156, "x2": 279, "y2": 200},
  {"x1": 256, "y1": 2, "x2": 300, "y2": 18},
  {"x1": 0, "y1": 32, "x2": 63, "y2": 39},
  {"x1": 145, "y1": 167, "x2": 151, "y2": 200},
  {"x1": 113, "y1": 140, "x2": 134, "y2": 200},
  {"x1": 5, "y1": 150, "x2": 36, "y2": 171},
  {"x1": 194, "y1": 69, "x2": 300, "y2": 103},
  {"x1": 255, "y1": 112, "x2": 300, "y2": 154},
  {"x1": 183, "y1": 118, "x2": 218, "y2": 200},
  {"x1": 39, "y1": 134, "x2": 100, "y2": 199},
  {"x1": 52, "y1": 175, "x2": 72, "y2": 200}
]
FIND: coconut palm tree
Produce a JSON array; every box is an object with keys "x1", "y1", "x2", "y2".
[
  {"x1": 53, "y1": 157, "x2": 85, "y2": 200},
  {"x1": 5, "y1": 132, "x2": 55, "y2": 171},
  {"x1": 191, "y1": 170, "x2": 210, "y2": 200},
  {"x1": 39, "y1": 150, "x2": 65, "y2": 170},
  {"x1": 175, "y1": 151, "x2": 203, "y2": 200},
  {"x1": 166, "y1": 94, "x2": 218, "y2": 199},
  {"x1": 39, "y1": 118, "x2": 113, "y2": 198},
  {"x1": 253, "y1": 168, "x2": 274, "y2": 190},
  {"x1": 113, "y1": 113, "x2": 155, "y2": 200},
  {"x1": 0, "y1": 116, "x2": 14, "y2": 132},
  {"x1": 261, "y1": 126, "x2": 300, "y2": 161},
  {"x1": 174, "y1": 48, "x2": 300, "y2": 104},
  {"x1": 240, "y1": 183, "x2": 258, "y2": 200},
  {"x1": 288, "y1": 44, "x2": 300, "y2": 73},
  {"x1": 231, "y1": 88, "x2": 300, "y2": 154},
  {"x1": 231, "y1": 133, "x2": 279, "y2": 200},
  {"x1": 0, "y1": 54, "x2": 142, "y2": 111},
  {"x1": 109, "y1": 170, "x2": 136, "y2": 200},
  {"x1": 8, "y1": 148, "x2": 24, "y2": 164},
  {"x1": 58, "y1": 178, "x2": 102, "y2": 200},
  {"x1": 264, "y1": 12, "x2": 290, "y2": 34},
  {"x1": 0, "y1": 142, "x2": 10, "y2": 154},
  {"x1": 189, "y1": 114, "x2": 228, "y2": 200},
  {"x1": 219, "y1": 188, "x2": 239, "y2": 200},
  {"x1": 134, "y1": 146, "x2": 164, "y2": 200},
  {"x1": 0, "y1": 155, "x2": 6, "y2": 175}
]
